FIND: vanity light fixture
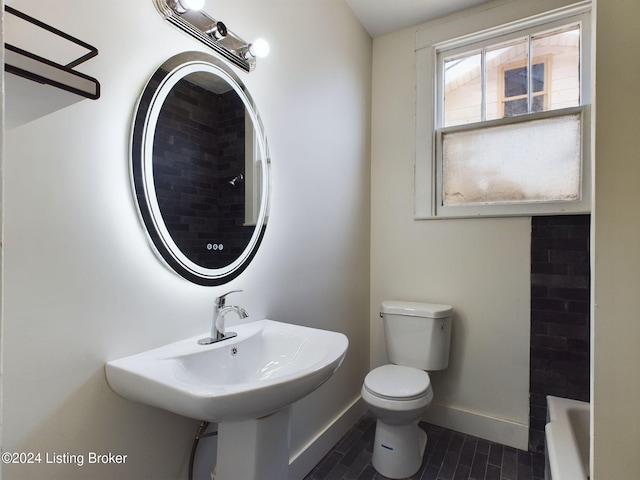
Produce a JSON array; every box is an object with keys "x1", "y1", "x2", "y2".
[{"x1": 153, "y1": 0, "x2": 268, "y2": 72}]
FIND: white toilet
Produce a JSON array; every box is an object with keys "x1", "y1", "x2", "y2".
[{"x1": 361, "y1": 300, "x2": 453, "y2": 479}]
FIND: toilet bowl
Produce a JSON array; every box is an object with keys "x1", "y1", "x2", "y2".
[
  {"x1": 363, "y1": 301, "x2": 452, "y2": 479},
  {"x1": 362, "y1": 364, "x2": 434, "y2": 478}
]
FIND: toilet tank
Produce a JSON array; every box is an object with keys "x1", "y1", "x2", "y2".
[{"x1": 381, "y1": 300, "x2": 453, "y2": 371}]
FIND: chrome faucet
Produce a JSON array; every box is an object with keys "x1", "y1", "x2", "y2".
[{"x1": 198, "y1": 290, "x2": 248, "y2": 345}]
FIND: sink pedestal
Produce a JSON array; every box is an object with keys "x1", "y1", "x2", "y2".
[{"x1": 216, "y1": 406, "x2": 291, "y2": 480}]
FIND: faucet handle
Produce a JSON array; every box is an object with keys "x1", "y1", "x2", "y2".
[{"x1": 215, "y1": 289, "x2": 243, "y2": 308}]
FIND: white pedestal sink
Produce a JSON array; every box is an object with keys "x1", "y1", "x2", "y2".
[{"x1": 106, "y1": 320, "x2": 348, "y2": 480}]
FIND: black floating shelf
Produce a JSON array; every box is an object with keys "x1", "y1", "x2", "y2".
[{"x1": 4, "y1": 5, "x2": 100, "y2": 100}]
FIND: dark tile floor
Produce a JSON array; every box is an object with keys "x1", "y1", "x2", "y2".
[{"x1": 305, "y1": 414, "x2": 545, "y2": 480}]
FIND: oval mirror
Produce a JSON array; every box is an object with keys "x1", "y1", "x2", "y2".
[{"x1": 131, "y1": 52, "x2": 270, "y2": 286}]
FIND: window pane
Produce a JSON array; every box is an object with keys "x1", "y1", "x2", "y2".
[
  {"x1": 504, "y1": 65, "x2": 528, "y2": 97},
  {"x1": 441, "y1": 113, "x2": 581, "y2": 206},
  {"x1": 532, "y1": 63, "x2": 545, "y2": 93},
  {"x1": 486, "y1": 39, "x2": 528, "y2": 121},
  {"x1": 532, "y1": 26, "x2": 580, "y2": 110},
  {"x1": 443, "y1": 53, "x2": 482, "y2": 127},
  {"x1": 504, "y1": 92, "x2": 545, "y2": 117},
  {"x1": 532, "y1": 95, "x2": 545, "y2": 112},
  {"x1": 504, "y1": 98, "x2": 527, "y2": 117}
]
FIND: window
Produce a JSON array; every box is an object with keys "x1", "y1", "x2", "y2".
[
  {"x1": 501, "y1": 60, "x2": 547, "y2": 117},
  {"x1": 415, "y1": 1, "x2": 592, "y2": 219}
]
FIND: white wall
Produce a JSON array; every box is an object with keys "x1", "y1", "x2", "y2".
[
  {"x1": 592, "y1": 0, "x2": 640, "y2": 477},
  {"x1": 0, "y1": 0, "x2": 4, "y2": 464},
  {"x1": 1, "y1": 1, "x2": 371, "y2": 479},
  {"x1": 370, "y1": 6, "x2": 533, "y2": 449}
]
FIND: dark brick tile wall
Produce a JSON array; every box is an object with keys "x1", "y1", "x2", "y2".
[
  {"x1": 152, "y1": 78, "x2": 252, "y2": 269},
  {"x1": 529, "y1": 215, "x2": 591, "y2": 452}
]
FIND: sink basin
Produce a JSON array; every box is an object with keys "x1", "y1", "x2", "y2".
[{"x1": 105, "y1": 319, "x2": 348, "y2": 422}]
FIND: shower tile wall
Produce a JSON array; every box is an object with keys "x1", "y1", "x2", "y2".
[
  {"x1": 529, "y1": 215, "x2": 591, "y2": 452},
  {"x1": 153, "y1": 79, "x2": 251, "y2": 268}
]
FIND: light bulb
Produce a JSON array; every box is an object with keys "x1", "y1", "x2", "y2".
[
  {"x1": 250, "y1": 38, "x2": 270, "y2": 59},
  {"x1": 179, "y1": 0, "x2": 205, "y2": 11}
]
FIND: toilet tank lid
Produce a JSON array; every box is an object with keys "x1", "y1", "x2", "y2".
[{"x1": 381, "y1": 300, "x2": 453, "y2": 319}]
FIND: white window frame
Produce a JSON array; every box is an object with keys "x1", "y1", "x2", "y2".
[{"x1": 415, "y1": 0, "x2": 592, "y2": 219}]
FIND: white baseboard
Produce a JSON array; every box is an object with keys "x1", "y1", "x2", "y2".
[
  {"x1": 288, "y1": 397, "x2": 367, "y2": 480},
  {"x1": 422, "y1": 403, "x2": 529, "y2": 450}
]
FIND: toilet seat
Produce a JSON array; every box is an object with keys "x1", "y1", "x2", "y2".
[{"x1": 364, "y1": 365, "x2": 431, "y2": 401}]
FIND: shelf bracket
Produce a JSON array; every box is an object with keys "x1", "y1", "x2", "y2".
[{"x1": 4, "y1": 5, "x2": 100, "y2": 100}]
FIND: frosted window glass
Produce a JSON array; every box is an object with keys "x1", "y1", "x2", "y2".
[{"x1": 442, "y1": 113, "x2": 581, "y2": 206}]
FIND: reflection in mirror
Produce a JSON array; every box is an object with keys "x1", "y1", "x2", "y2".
[{"x1": 131, "y1": 52, "x2": 270, "y2": 285}]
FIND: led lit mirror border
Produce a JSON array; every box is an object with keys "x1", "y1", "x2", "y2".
[
  {"x1": 130, "y1": 51, "x2": 271, "y2": 286},
  {"x1": 152, "y1": 0, "x2": 269, "y2": 73}
]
